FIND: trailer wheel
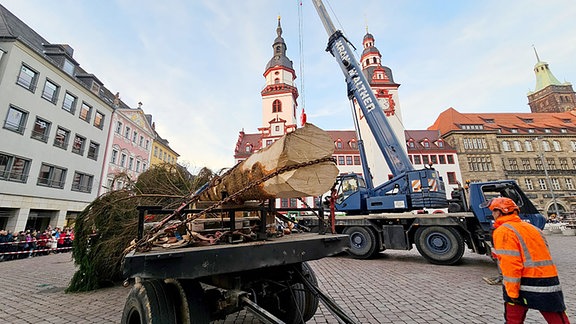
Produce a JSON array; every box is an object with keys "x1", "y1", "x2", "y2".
[
  {"x1": 343, "y1": 226, "x2": 378, "y2": 259},
  {"x1": 121, "y1": 280, "x2": 178, "y2": 324},
  {"x1": 414, "y1": 226, "x2": 464, "y2": 265},
  {"x1": 300, "y1": 262, "x2": 319, "y2": 321},
  {"x1": 166, "y1": 279, "x2": 211, "y2": 324},
  {"x1": 179, "y1": 280, "x2": 212, "y2": 324}
]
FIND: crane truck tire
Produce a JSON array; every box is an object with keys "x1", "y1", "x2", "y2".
[
  {"x1": 343, "y1": 226, "x2": 379, "y2": 259},
  {"x1": 414, "y1": 226, "x2": 465, "y2": 265},
  {"x1": 170, "y1": 279, "x2": 211, "y2": 324},
  {"x1": 121, "y1": 279, "x2": 178, "y2": 324}
]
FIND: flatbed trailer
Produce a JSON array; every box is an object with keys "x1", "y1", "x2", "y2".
[{"x1": 121, "y1": 203, "x2": 353, "y2": 324}]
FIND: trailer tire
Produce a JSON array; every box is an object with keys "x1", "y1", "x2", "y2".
[
  {"x1": 165, "y1": 279, "x2": 211, "y2": 324},
  {"x1": 414, "y1": 226, "x2": 464, "y2": 265},
  {"x1": 343, "y1": 226, "x2": 378, "y2": 259},
  {"x1": 300, "y1": 262, "x2": 319, "y2": 321},
  {"x1": 121, "y1": 279, "x2": 178, "y2": 324},
  {"x1": 179, "y1": 280, "x2": 211, "y2": 324}
]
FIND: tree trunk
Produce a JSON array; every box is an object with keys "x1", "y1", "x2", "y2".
[{"x1": 199, "y1": 123, "x2": 338, "y2": 202}]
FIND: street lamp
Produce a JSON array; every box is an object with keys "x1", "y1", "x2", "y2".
[{"x1": 534, "y1": 137, "x2": 561, "y2": 217}]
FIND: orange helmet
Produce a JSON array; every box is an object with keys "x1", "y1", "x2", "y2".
[{"x1": 482, "y1": 197, "x2": 520, "y2": 214}]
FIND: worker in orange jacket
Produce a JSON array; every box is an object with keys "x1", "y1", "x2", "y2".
[{"x1": 483, "y1": 197, "x2": 570, "y2": 323}]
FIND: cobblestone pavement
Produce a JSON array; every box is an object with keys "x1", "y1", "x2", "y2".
[{"x1": 0, "y1": 234, "x2": 574, "y2": 323}]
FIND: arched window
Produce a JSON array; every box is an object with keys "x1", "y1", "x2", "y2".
[
  {"x1": 513, "y1": 141, "x2": 522, "y2": 152},
  {"x1": 553, "y1": 140, "x2": 562, "y2": 151},
  {"x1": 542, "y1": 140, "x2": 551, "y2": 152},
  {"x1": 274, "y1": 78, "x2": 280, "y2": 84},
  {"x1": 502, "y1": 141, "x2": 511, "y2": 152},
  {"x1": 272, "y1": 100, "x2": 282, "y2": 113},
  {"x1": 524, "y1": 141, "x2": 533, "y2": 151},
  {"x1": 245, "y1": 144, "x2": 252, "y2": 153}
]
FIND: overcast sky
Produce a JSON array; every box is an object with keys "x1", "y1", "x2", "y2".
[{"x1": 3, "y1": 0, "x2": 576, "y2": 172}]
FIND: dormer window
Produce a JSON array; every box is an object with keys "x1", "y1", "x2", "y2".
[
  {"x1": 407, "y1": 139, "x2": 415, "y2": 148},
  {"x1": 510, "y1": 129, "x2": 518, "y2": 133},
  {"x1": 349, "y1": 140, "x2": 357, "y2": 149},
  {"x1": 245, "y1": 144, "x2": 252, "y2": 153},
  {"x1": 544, "y1": 129, "x2": 551, "y2": 133},
  {"x1": 63, "y1": 59, "x2": 75, "y2": 76},
  {"x1": 335, "y1": 139, "x2": 343, "y2": 149},
  {"x1": 436, "y1": 140, "x2": 444, "y2": 148},
  {"x1": 421, "y1": 139, "x2": 430, "y2": 148}
]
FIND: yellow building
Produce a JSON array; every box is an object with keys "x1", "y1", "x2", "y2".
[{"x1": 150, "y1": 135, "x2": 179, "y2": 166}]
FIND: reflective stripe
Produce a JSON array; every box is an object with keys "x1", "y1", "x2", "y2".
[
  {"x1": 520, "y1": 284, "x2": 563, "y2": 293},
  {"x1": 412, "y1": 180, "x2": 421, "y2": 192},
  {"x1": 502, "y1": 224, "x2": 556, "y2": 269},
  {"x1": 494, "y1": 249, "x2": 521, "y2": 257},
  {"x1": 503, "y1": 276, "x2": 521, "y2": 283},
  {"x1": 525, "y1": 260, "x2": 554, "y2": 267}
]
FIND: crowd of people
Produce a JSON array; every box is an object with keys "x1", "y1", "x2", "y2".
[{"x1": 0, "y1": 226, "x2": 74, "y2": 261}]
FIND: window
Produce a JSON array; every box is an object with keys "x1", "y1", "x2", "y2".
[
  {"x1": 129, "y1": 157, "x2": 134, "y2": 170},
  {"x1": 281, "y1": 198, "x2": 288, "y2": 208},
  {"x1": 94, "y1": 111, "x2": 105, "y2": 129},
  {"x1": 79, "y1": 102, "x2": 92, "y2": 123},
  {"x1": 16, "y1": 64, "x2": 38, "y2": 91},
  {"x1": 245, "y1": 145, "x2": 252, "y2": 153},
  {"x1": 62, "y1": 92, "x2": 77, "y2": 114},
  {"x1": 524, "y1": 141, "x2": 534, "y2": 152},
  {"x1": 37, "y1": 163, "x2": 66, "y2": 189},
  {"x1": 436, "y1": 141, "x2": 444, "y2": 148},
  {"x1": 513, "y1": 141, "x2": 522, "y2": 152},
  {"x1": 447, "y1": 155, "x2": 454, "y2": 164},
  {"x1": 72, "y1": 135, "x2": 86, "y2": 155},
  {"x1": 338, "y1": 156, "x2": 345, "y2": 165},
  {"x1": 336, "y1": 141, "x2": 343, "y2": 149},
  {"x1": 508, "y1": 158, "x2": 518, "y2": 170},
  {"x1": 139, "y1": 136, "x2": 144, "y2": 147},
  {"x1": 111, "y1": 149, "x2": 118, "y2": 164},
  {"x1": 430, "y1": 155, "x2": 438, "y2": 164},
  {"x1": 121, "y1": 153, "x2": 127, "y2": 167},
  {"x1": 408, "y1": 141, "x2": 415, "y2": 148},
  {"x1": 467, "y1": 155, "x2": 493, "y2": 172},
  {"x1": 353, "y1": 156, "x2": 360, "y2": 165},
  {"x1": 538, "y1": 179, "x2": 547, "y2": 190},
  {"x1": 566, "y1": 178, "x2": 574, "y2": 190},
  {"x1": 560, "y1": 158, "x2": 569, "y2": 170},
  {"x1": 350, "y1": 140, "x2": 357, "y2": 149},
  {"x1": 87, "y1": 141, "x2": 99, "y2": 160},
  {"x1": 3, "y1": 105, "x2": 28, "y2": 134},
  {"x1": 115, "y1": 121, "x2": 123, "y2": 134},
  {"x1": 446, "y1": 172, "x2": 457, "y2": 184},
  {"x1": 132, "y1": 131, "x2": 138, "y2": 143},
  {"x1": 571, "y1": 141, "x2": 576, "y2": 152},
  {"x1": 346, "y1": 156, "x2": 353, "y2": 165},
  {"x1": 546, "y1": 158, "x2": 556, "y2": 170},
  {"x1": 272, "y1": 99, "x2": 282, "y2": 113},
  {"x1": 30, "y1": 117, "x2": 51, "y2": 142},
  {"x1": 289, "y1": 198, "x2": 297, "y2": 208},
  {"x1": 266, "y1": 140, "x2": 273, "y2": 146},
  {"x1": 63, "y1": 59, "x2": 75, "y2": 76},
  {"x1": 136, "y1": 160, "x2": 141, "y2": 172},
  {"x1": 551, "y1": 178, "x2": 561, "y2": 191},
  {"x1": 501, "y1": 141, "x2": 511, "y2": 152},
  {"x1": 422, "y1": 155, "x2": 430, "y2": 165},
  {"x1": 550, "y1": 140, "x2": 561, "y2": 152},
  {"x1": 438, "y1": 155, "x2": 446, "y2": 164},
  {"x1": 524, "y1": 179, "x2": 533, "y2": 190},
  {"x1": 422, "y1": 140, "x2": 430, "y2": 148},
  {"x1": 521, "y1": 159, "x2": 531, "y2": 170},
  {"x1": 0, "y1": 153, "x2": 31, "y2": 183},
  {"x1": 53, "y1": 127, "x2": 70, "y2": 149},
  {"x1": 72, "y1": 172, "x2": 93, "y2": 193},
  {"x1": 542, "y1": 141, "x2": 551, "y2": 152},
  {"x1": 145, "y1": 140, "x2": 150, "y2": 150},
  {"x1": 142, "y1": 163, "x2": 147, "y2": 172},
  {"x1": 275, "y1": 126, "x2": 280, "y2": 132},
  {"x1": 413, "y1": 155, "x2": 422, "y2": 164},
  {"x1": 124, "y1": 127, "x2": 131, "y2": 139},
  {"x1": 534, "y1": 158, "x2": 543, "y2": 170},
  {"x1": 510, "y1": 129, "x2": 518, "y2": 133},
  {"x1": 41, "y1": 79, "x2": 59, "y2": 104},
  {"x1": 153, "y1": 147, "x2": 158, "y2": 157}
]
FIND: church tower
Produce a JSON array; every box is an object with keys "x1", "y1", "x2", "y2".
[
  {"x1": 527, "y1": 49, "x2": 576, "y2": 113},
  {"x1": 260, "y1": 17, "x2": 298, "y2": 147},
  {"x1": 355, "y1": 30, "x2": 407, "y2": 184}
]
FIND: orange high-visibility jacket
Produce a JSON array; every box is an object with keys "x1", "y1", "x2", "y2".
[{"x1": 493, "y1": 214, "x2": 566, "y2": 312}]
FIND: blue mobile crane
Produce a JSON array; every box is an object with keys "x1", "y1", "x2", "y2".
[{"x1": 300, "y1": 0, "x2": 547, "y2": 264}]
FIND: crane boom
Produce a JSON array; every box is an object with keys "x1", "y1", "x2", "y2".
[
  {"x1": 311, "y1": 0, "x2": 413, "y2": 177},
  {"x1": 311, "y1": 0, "x2": 448, "y2": 212}
]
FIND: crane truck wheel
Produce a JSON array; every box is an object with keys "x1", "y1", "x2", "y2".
[
  {"x1": 414, "y1": 226, "x2": 465, "y2": 265},
  {"x1": 343, "y1": 226, "x2": 378, "y2": 259},
  {"x1": 121, "y1": 279, "x2": 178, "y2": 324}
]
